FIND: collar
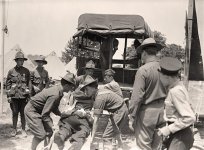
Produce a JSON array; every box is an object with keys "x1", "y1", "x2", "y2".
[
  {"x1": 168, "y1": 80, "x2": 181, "y2": 90},
  {"x1": 145, "y1": 57, "x2": 159, "y2": 64},
  {"x1": 15, "y1": 65, "x2": 23, "y2": 70}
]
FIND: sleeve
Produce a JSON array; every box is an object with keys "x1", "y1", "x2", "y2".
[
  {"x1": 30, "y1": 71, "x2": 34, "y2": 82},
  {"x1": 168, "y1": 89, "x2": 196, "y2": 134},
  {"x1": 129, "y1": 69, "x2": 146, "y2": 119},
  {"x1": 93, "y1": 95, "x2": 106, "y2": 115},
  {"x1": 6, "y1": 70, "x2": 12, "y2": 91},
  {"x1": 41, "y1": 94, "x2": 59, "y2": 129}
]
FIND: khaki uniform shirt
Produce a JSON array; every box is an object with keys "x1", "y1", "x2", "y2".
[
  {"x1": 93, "y1": 89, "x2": 124, "y2": 115},
  {"x1": 30, "y1": 85, "x2": 63, "y2": 128},
  {"x1": 129, "y1": 58, "x2": 166, "y2": 118},
  {"x1": 31, "y1": 67, "x2": 49, "y2": 93},
  {"x1": 104, "y1": 80, "x2": 123, "y2": 97},
  {"x1": 6, "y1": 66, "x2": 31, "y2": 99},
  {"x1": 164, "y1": 81, "x2": 196, "y2": 134}
]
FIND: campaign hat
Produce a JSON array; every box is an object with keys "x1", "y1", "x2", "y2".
[
  {"x1": 137, "y1": 38, "x2": 163, "y2": 53},
  {"x1": 104, "y1": 69, "x2": 115, "y2": 76},
  {"x1": 80, "y1": 75, "x2": 98, "y2": 90},
  {"x1": 61, "y1": 72, "x2": 76, "y2": 85},
  {"x1": 14, "y1": 51, "x2": 27, "y2": 61},
  {"x1": 34, "y1": 55, "x2": 47, "y2": 64},
  {"x1": 85, "y1": 60, "x2": 95, "y2": 69}
]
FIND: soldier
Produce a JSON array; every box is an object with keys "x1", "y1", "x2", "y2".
[
  {"x1": 128, "y1": 38, "x2": 167, "y2": 150},
  {"x1": 6, "y1": 51, "x2": 32, "y2": 137},
  {"x1": 76, "y1": 60, "x2": 95, "y2": 86},
  {"x1": 158, "y1": 57, "x2": 196, "y2": 150},
  {"x1": 31, "y1": 55, "x2": 49, "y2": 96},
  {"x1": 54, "y1": 75, "x2": 97, "y2": 150},
  {"x1": 24, "y1": 72, "x2": 76, "y2": 150},
  {"x1": 102, "y1": 69, "x2": 123, "y2": 97},
  {"x1": 90, "y1": 85, "x2": 129, "y2": 144}
]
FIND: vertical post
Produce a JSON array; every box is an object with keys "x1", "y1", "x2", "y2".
[
  {"x1": 123, "y1": 37, "x2": 127, "y2": 83},
  {"x1": 108, "y1": 36, "x2": 113, "y2": 69},
  {"x1": 1, "y1": 0, "x2": 6, "y2": 114}
]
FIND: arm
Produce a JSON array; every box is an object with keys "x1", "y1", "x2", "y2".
[
  {"x1": 168, "y1": 89, "x2": 196, "y2": 133},
  {"x1": 5, "y1": 70, "x2": 13, "y2": 97},
  {"x1": 159, "y1": 88, "x2": 196, "y2": 136},
  {"x1": 129, "y1": 69, "x2": 146, "y2": 121},
  {"x1": 45, "y1": 71, "x2": 50, "y2": 88},
  {"x1": 91, "y1": 114, "x2": 100, "y2": 142},
  {"x1": 41, "y1": 95, "x2": 59, "y2": 131}
]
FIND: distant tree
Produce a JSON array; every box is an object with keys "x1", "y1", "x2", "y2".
[
  {"x1": 62, "y1": 38, "x2": 100, "y2": 64},
  {"x1": 153, "y1": 30, "x2": 166, "y2": 47},
  {"x1": 161, "y1": 44, "x2": 185, "y2": 60}
]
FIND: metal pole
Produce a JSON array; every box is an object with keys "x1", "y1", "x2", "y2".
[{"x1": 1, "y1": 0, "x2": 6, "y2": 114}]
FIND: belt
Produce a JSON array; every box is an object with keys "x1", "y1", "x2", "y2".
[{"x1": 142, "y1": 98, "x2": 164, "y2": 106}]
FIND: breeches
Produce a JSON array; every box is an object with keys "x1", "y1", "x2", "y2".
[
  {"x1": 10, "y1": 98, "x2": 27, "y2": 129},
  {"x1": 58, "y1": 115, "x2": 91, "y2": 142},
  {"x1": 165, "y1": 126, "x2": 194, "y2": 150},
  {"x1": 24, "y1": 102, "x2": 52, "y2": 140},
  {"x1": 103, "y1": 103, "x2": 129, "y2": 138}
]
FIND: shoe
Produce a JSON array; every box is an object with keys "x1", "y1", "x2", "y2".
[
  {"x1": 21, "y1": 130, "x2": 27, "y2": 138},
  {"x1": 10, "y1": 129, "x2": 17, "y2": 137}
]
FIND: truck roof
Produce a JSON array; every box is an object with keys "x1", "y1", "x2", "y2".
[{"x1": 73, "y1": 13, "x2": 153, "y2": 39}]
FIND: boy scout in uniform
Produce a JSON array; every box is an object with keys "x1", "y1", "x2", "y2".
[
  {"x1": 128, "y1": 38, "x2": 166, "y2": 150},
  {"x1": 76, "y1": 60, "x2": 96, "y2": 86},
  {"x1": 31, "y1": 55, "x2": 49, "y2": 96},
  {"x1": 24, "y1": 72, "x2": 76, "y2": 150},
  {"x1": 54, "y1": 75, "x2": 97, "y2": 150},
  {"x1": 158, "y1": 57, "x2": 196, "y2": 150},
  {"x1": 102, "y1": 69, "x2": 123, "y2": 97},
  {"x1": 6, "y1": 51, "x2": 32, "y2": 137}
]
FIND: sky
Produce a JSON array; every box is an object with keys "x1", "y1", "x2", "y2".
[{"x1": 0, "y1": 0, "x2": 204, "y2": 58}]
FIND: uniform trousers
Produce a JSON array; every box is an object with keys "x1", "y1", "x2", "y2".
[
  {"x1": 164, "y1": 126, "x2": 194, "y2": 150},
  {"x1": 10, "y1": 98, "x2": 27, "y2": 130},
  {"x1": 24, "y1": 102, "x2": 53, "y2": 140},
  {"x1": 134, "y1": 100, "x2": 165, "y2": 150},
  {"x1": 103, "y1": 103, "x2": 129, "y2": 138},
  {"x1": 55, "y1": 115, "x2": 91, "y2": 150}
]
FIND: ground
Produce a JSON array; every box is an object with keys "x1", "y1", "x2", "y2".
[{"x1": 1, "y1": 84, "x2": 204, "y2": 150}]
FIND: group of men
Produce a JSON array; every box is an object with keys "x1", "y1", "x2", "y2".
[{"x1": 5, "y1": 37, "x2": 196, "y2": 150}]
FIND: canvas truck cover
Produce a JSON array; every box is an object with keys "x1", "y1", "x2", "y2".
[{"x1": 73, "y1": 13, "x2": 153, "y2": 39}]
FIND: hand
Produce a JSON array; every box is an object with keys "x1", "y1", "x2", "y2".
[
  {"x1": 7, "y1": 97, "x2": 12, "y2": 103},
  {"x1": 128, "y1": 115, "x2": 134, "y2": 132},
  {"x1": 74, "y1": 109, "x2": 87, "y2": 118},
  {"x1": 157, "y1": 127, "x2": 171, "y2": 137}
]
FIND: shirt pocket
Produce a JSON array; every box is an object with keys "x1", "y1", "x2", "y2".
[{"x1": 11, "y1": 72, "x2": 19, "y2": 82}]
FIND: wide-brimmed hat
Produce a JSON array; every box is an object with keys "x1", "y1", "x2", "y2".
[
  {"x1": 104, "y1": 69, "x2": 115, "y2": 76},
  {"x1": 79, "y1": 75, "x2": 98, "y2": 90},
  {"x1": 159, "y1": 57, "x2": 182, "y2": 75},
  {"x1": 137, "y1": 38, "x2": 163, "y2": 53},
  {"x1": 85, "y1": 60, "x2": 95, "y2": 69},
  {"x1": 34, "y1": 55, "x2": 47, "y2": 64},
  {"x1": 14, "y1": 51, "x2": 27, "y2": 61},
  {"x1": 61, "y1": 72, "x2": 76, "y2": 85}
]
